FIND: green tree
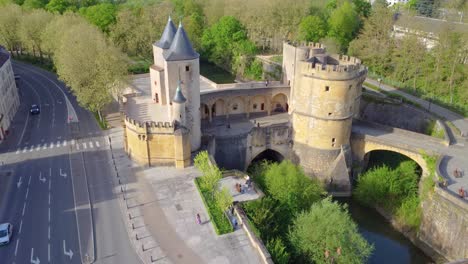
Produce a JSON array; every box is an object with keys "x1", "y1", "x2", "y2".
[
  {"x1": 194, "y1": 151, "x2": 222, "y2": 196},
  {"x1": 45, "y1": 0, "x2": 70, "y2": 13},
  {"x1": 266, "y1": 237, "x2": 290, "y2": 264},
  {"x1": 79, "y1": 3, "x2": 117, "y2": 32},
  {"x1": 0, "y1": 4, "x2": 22, "y2": 55},
  {"x1": 289, "y1": 198, "x2": 373, "y2": 264},
  {"x1": 327, "y1": 0, "x2": 360, "y2": 51},
  {"x1": 216, "y1": 187, "x2": 233, "y2": 212},
  {"x1": 298, "y1": 15, "x2": 327, "y2": 42},
  {"x1": 201, "y1": 15, "x2": 257, "y2": 74},
  {"x1": 54, "y1": 22, "x2": 127, "y2": 118},
  {"x1": 348, "y1": 2, "x2": 395, "y2": 75},
  {"x1": 263, "y1": 160, "x2": 324, "y2": 213},
  {"x1": 391, "y1": 34, "x2": 427, "y2": 89},
  {"x1": 22, "y1": 0, "x2": 47, "y2": 9},
  {"x1": 19, "y1": 9, "x2": 53, "y2": 58}
]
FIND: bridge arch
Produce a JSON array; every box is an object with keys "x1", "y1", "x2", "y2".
[
  {"x1": 351, "y1": 136, "x2": 429, "y2": 177},
  {"x1": 250, "y1": 149, "x2": 285, "y2": 165},
  {"x1": 362, "y1": 150, "x2": 423, "y2": 175}
]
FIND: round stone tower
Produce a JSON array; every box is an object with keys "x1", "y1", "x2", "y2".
[{"x1": 286, "y1": 42, "x2": 367, "y2": 183}]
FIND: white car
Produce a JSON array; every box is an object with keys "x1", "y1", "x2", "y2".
[{"x1": 0, "y1": 223, "x2": 13, "y2": 245}]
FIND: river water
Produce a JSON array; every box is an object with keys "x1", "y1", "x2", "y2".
[{"x1": 338, "y1": 198, "x2": 433, "y2": 264}]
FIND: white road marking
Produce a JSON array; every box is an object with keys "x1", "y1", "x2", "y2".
[
  {"x1": 76, "y1": 144, "x2": 80, "y2": 150},
  {"x1": 71, "y1": 139, "x2": 75, "y2": 145},
  {"x1": 48, "y1": 207, "x2": 50, "y2": 223},
  {"x1": 60, "y1": 168, "x2": 67, "y2": 178},
  {"x1": 48, "y1": 243, "x2": 50, "y2": 262},
  {"x1": 14, "y1": 239, "x2": 19, "y2": 256},
  {"x1": 25, "y1": 187, "x2": 29, "y2": 199},
  {"x1": 39, "y1": 172, "x2": 46, "y2": 183},
  {"x1": 22, "y1": 147, "x2": 27, "y2": 153},
  {"x1": 29, "y1": 146, "x2": 34, "y2": 152},
  {"x1": 50, "y1": 142, "x2": 54, "y2": 149},
  {"x1": 43, "y1": 143, "x2": 47, "y2": 150},
  {"x1": 89, "y1": 141, "x2": 94, "y2": 148},
  {"x1": 48, "y1": 193, "x2": 51, "y2": 205},
  {"x1": 19, "y1": 220, "x2": 23, "y2": 234},
  {"x1": 30, "y1": 247, "x2": 40, "y2": 264},
  {"x1": 83, "y1": 142, "x2": 87, "y2": 149},
  {"x1": 22, "y1": 202, "x2": 26, "y2": 216},
  {"x1": 63, "y1": 140, "x2": 67, "y2": 146},
  {"x1": 17, "y1": 176, "x2": 22, "y2": 188},
  {"x1": 95, "y1": 141, "x2": 100, "y2": 148},
  {"x1": 56, "y1": 141, "x2": 60, "y2": 147},
  {"x1": 48, "y1": 225, "x2": 50, "y2": 240},
  {"x1": 16, "y1": 149, "x2": 20, "y2": 154},
  {"x1": 63, "y1": 240, "x2": 73, "y2": 260},
  {"x1": 28, "y1": 175, "x2": 31, "y2": 186},
  {"x1": 36, "y1": 145, "x2": 41, "y2": 151},
  {"x1": 49, "y1": 168, "x2": 52, "y2": 190}
]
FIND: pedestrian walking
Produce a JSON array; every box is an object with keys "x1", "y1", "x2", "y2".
[{"x1": 196, "y1": 213, "x2": 202, "y2": 225}]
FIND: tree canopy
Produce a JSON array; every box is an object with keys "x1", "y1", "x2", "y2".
[{"x1": 289, "y1": 198, "x2": 374, "y2": 264}]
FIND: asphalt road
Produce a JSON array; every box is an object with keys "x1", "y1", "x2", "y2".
[{"x1": 0, "y1": 61, "x2": 140, "y2": 264}]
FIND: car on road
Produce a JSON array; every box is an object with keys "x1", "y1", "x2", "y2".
[
  {"x1": 30, "y1": 104, "x2": 40, "y2": 115},
  {"x1": 0, "y1": 223, "x2": 13, "y2": 246}
]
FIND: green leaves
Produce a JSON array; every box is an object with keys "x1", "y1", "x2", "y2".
[
  {"x1": 289, "y1": 198, "x2": 374, "y2": 264},
  {"x1": 79, "y1": 3, "x2": 117, "y2": 32},
  {"x1": 298, "y1": 15, "x2": 327, "y2": 42}
]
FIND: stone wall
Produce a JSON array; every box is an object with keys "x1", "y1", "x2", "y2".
[
  {"x1": 418, "y1": 156, "x2": 468, "y2": 261},
  {"x1": 360, "y1": 97, "x2": 434, "y2": 134},
  {"x1": 214, "y1": 134, "x2": 248, "y2": 170}
]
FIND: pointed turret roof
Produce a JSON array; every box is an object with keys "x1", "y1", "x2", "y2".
[
  {"x1": 173, "y1": 82, "x2": 187, "y2": 103},
  {"x1": 164, "y1": 22, "x2": 199, "y2": 61},
  {"x1": 156, "y1": 17, "x2": 177, "y2": 49}
]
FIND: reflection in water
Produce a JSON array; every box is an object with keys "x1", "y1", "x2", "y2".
[{"x1": 337, "y1": 198, "x2": 433, "y2": 264}]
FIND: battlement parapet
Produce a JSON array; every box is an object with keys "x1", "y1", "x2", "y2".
[
  {"x1": 299, "y1": 60, "x2": 367, "y2": 80},
  {"x1": 124, "y1": 114, "x2": 175, "y2": 134}
]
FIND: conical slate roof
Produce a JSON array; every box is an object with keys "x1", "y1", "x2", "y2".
[
  {"x1": 173, "y1": 82, "x2": 187, "y2": 103},
  {"x1": 164, "y1": 22, "x2": 199, "y2": 61},
  {"x1": 156, "y1": 17, "x2": 177, "y2": 49}
]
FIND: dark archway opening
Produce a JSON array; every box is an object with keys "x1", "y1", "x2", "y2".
[
  {"x1": 363, "y1": 150, "x2": 422, "y2": 175},
  {"x1": 251, "y1": 149, "x2": 284, "y2": 165}
]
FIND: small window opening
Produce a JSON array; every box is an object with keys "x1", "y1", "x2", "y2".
[
  {"x1": 349, "y1": 85, "x2": 352, "y2": 90},
  {"x1": 261, "y1": 103, "x2": 265, "y2": 110},
  {"x1": 233, "y1": 103, "x2": 238, "y2": 111},
  {"x1": 328, "y1": 112, "x2": 332, "y2": 116},
  {"x1": 185, "y1": 66, "x2": 190, "y2": 71},
  {"x1": 325, "y1": 86, "x2": 330, "y2": 92},
  {"x1": 332, "y1": 138, "x2": 336, "y2": 143},
  {"x1": 253, "y1": 104, "x2": 257, "y2": 109}
]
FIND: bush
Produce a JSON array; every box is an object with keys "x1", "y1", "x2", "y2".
[
  {"x1": 266, "y1": 237, "x2": 290, "y2": 264},
  {"x1": 354, "y1": 160, "x2": 422, "y2": 229},
  {"x1": 289, "y1": 198, "x2": 373, "y2": 264},
  {"x1": 194, "y1": 178, "x2": 233, "y2": 235}
]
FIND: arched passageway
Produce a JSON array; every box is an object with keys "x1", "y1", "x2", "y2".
[
  {"x1": 362, "y1": 150, "x2": 422, "y2": 176},
  {"x1": 251, "y1": 149, "x2": 285, "y2": 165},
  {"x1": 271, "y1": 93, "x2": 288, "y2": 113}
]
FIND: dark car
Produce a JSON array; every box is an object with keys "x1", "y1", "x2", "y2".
[{"x1": 30, "y1": 104, "x2": 40, "y2": 115}]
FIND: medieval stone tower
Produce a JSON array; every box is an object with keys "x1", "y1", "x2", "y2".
[
  {"x1": 283, "y1": 42, "x2": 367, "y2": 191},
  {"x1": 150, "y1": 17, "x2": 201, "y2": 151}
]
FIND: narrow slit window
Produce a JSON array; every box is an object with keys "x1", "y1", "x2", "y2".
[{"x1": 325, "y1": 86, "x2": 330, "y2": 92}]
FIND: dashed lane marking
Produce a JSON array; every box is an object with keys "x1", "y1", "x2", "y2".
[
  {"x1": 19, "y1": 220, "x2": 23, "y2": 234},
  {"x1": 63, "y1": 140, "x2": 67, "y2": 146},
  {"x1": 50, "y1": 142, "x2": 54, "y2": 149},
  {"x1": 95, "y1": 141, "x2": 100, "y2": 148},
  {"x1": 83, "y1": 142, "x2": 87, "y2": 149},
  {"x1": 14, "y1": 239, "x2": 19, "y2": 256},
  {"x1": 89, "y1": 142, "x2": 94, "y2": 148}
]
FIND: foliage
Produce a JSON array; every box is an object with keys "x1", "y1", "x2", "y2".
[
  {"x1": 0, "y1": 4, "x2": 22, "y2": 53},
  {"x1": 52, "y1": 15, "x2": 127, "y2": 113},
  {"x1": 289, "y1": 197, "x2": 373, "y2": 264},
  {"x1": 22, "y1": 0, "x2": 47, "y2": 9},
  {"x1": 194, "y1": 178, "x2": 233, "y2": 234},
  {"x1": 216, "y1": 187, "x2": 233, "y2": 212},
  {"x1": 19, "y1": 8, "x2": 53, "y2": 58},
  {"x1": 194, "y1": 151, "x2": 233, "y2": 234},
  {"x1": 354, "y1": 157, "x2": 423, "y2": 230},
  {"x1": 263, "y1": 160, "x2": 324, "y2": 212},
  {"x1": 425, "y1": 120, "x2": 445, "y2": 139},
  {"x1": 298, "y1": 15, "x2": 327, "y2": 42},
  {"x1": 327, "y1": 0, "x2": 360, "y2": 51},
  {"x1": 201, "y1": 16, "x2": 257, "y2": 74},
  {"x1": 396, "y1": 194, "x2": 421, "y2": 230},
  {"x1": 79, "y1": 3, "x2": 117, "y2": 32},
  {"x1": 244, "y1": 59, "x2": 263, "y2": 80},
  {"x1": 45, "y1": 0, "x2": 71, "y2": 13},
  {"x1": 266, "y1": 237, "x2": 290, "y2": 264},
  {"x1": 110, "y1": 1, "x2": 173, "y2": 57}
]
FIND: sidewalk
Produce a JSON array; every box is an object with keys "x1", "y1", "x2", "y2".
[
  {"x1": 365, "y1": 78, "x2": 468, "y2": 137},
  {"x1": 106, "y1": 127, "x2": 262, "y2": 264}
]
